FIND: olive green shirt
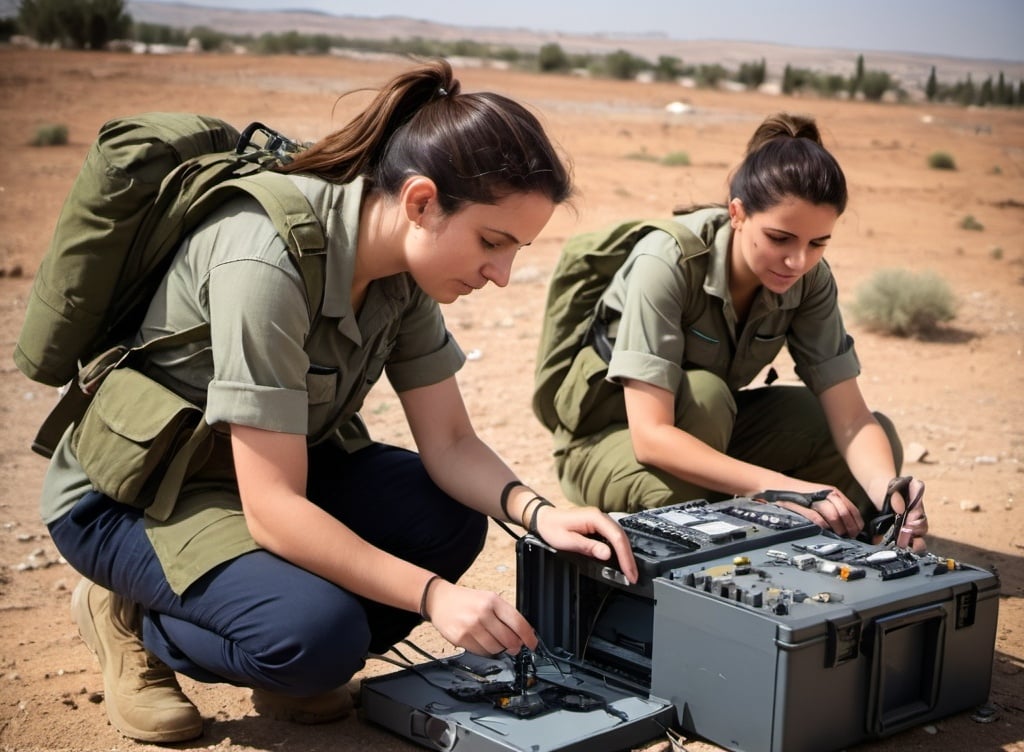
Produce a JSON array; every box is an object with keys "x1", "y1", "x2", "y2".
[
  {"x1": 41, "y1": 175, "x2": 465, "y2": 593},
  {"x1": 600, "y1": 207, "x2": 860, "y2": 400}
]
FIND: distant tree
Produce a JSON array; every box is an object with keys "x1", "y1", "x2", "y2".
[
  {"x1": 601, "y1": 49, "x2": 647, "y2": 80},
  {"x1": 957, "y1": 74, "x2": 976, "y2": 105},
  {"x1": 537, "y1": 42, "x2": 569, "y2": 73},
  {"x1": 1018, "y1": 81, "x2": 1024, "y2": 106},
  {"x1": 979, "y1": 76, "x2": 994, "y2": 106},
  {"x1": 654, "y1": 55, "x2": 682, "y2": 82},
  {"x1": 19, "y1": 0, "x2": 131, "y2": 49},
  {"x1": 849, "y1": 53, "x2": 865, "y2": 96},
  {"x1": 736, "y1": 58, "x2": 766, "y2": 89},
  {"x1": 695, "y1": 63, "x2": 728, "y2": 88},
  {"x1": 860, "y1": 69, "x2": 892, "y2": 101},
  {"x1": 782, "y1": 64, "x2": 795, "y2": 95},
  {"x1": 925, "y1": 66, "x2": 938, "y2": 101}
]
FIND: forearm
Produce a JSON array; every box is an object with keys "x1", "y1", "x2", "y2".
[
  {"x1": 633, "y1": 424, "x2": 814, "y2": 497},
  {"x1": 244, "y1": 491, "x2": 435, "y2": 614},
  {"x1": 419, "y1": 432, "x2": 549, "y2": 527},
  {"x1": 834, "y1": 417, "x2": 899, "y2": 511}
]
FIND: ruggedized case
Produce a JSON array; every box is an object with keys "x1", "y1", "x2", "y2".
[{"x1": 362, "y1": 498, "x2": 1000, "y2": 752}]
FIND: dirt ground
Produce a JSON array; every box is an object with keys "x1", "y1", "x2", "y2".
[{"x1": 0, "y1": 49, "x2": 1022, "y2": 752}]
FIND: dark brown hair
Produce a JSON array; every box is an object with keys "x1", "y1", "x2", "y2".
[
  {"x1": 729, "y1": 112, "x2": 847, "y2": 215},
  {"x1": 279, "y1": 59, "x2": 573, "y2": 214}
]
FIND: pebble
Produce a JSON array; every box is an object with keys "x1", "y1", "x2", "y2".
[
  {"x1": 905, "y1": 442, "x2": 929, "y2": 463},
  {"x1": 959, "y1": 500, "x2": 981, "y2": 512}
]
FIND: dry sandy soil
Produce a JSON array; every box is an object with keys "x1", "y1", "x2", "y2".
[{"x1": 0, "y1": 49, "x2": 1022, "y2": 752}]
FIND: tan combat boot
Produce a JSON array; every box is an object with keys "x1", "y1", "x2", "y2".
[
  {"x1": 251, "y1": 684, "x2": 355, "y2": 724},
  {"x1": 71, "y1": 578, "x2": 203, "y2": 742}
]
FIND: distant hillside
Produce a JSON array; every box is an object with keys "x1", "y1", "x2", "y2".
[
  {"x1": 124, "y1": 2, "x2": 1024, "y2": 88},
  {"x1": 5, "y1": 0, "x2": 1021, "y2": 89}
]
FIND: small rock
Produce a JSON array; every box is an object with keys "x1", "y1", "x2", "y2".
[
  {"x1": 959, "y1": 500, "x2": 981, "y2": 512},
  {"x1": 974, "y1": 455, "x2": 998, "y2": 465},
  {"x1": 922, "y1": 724, "x2": 938, "y2": 734},
  {"x1": 971, "y1": 703, "x2": 999, "y2": 723},
  {"x1": 905, "y1": 442, "x2": 929, "y2": 463}
]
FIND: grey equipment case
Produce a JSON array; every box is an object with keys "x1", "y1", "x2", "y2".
[{"x1": 361, "y1": 498, "x2": 999, "y2": 752}]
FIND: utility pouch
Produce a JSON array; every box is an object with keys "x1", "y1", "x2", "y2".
[
  {"x1": 70, "y1": 367, "x2": 212, "y2": 511},
  {"x1": 552, "y1": 344, "x2": 626, "y2": 436}
]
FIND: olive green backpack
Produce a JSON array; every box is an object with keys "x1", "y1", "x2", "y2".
[
  {"x1": 14, "y1": 112, "x2": 327, "y2": 458},
  {"x1": 532, "y1": 217, "x2": 715, "y2": 433}
]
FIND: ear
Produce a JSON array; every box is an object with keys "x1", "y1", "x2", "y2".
[
  {"x1": 728, "y1": 198, "x2": 746, "y2": 229},
  {"x1": 401, "y1": 176, "x2": 438, "y2": 226}
]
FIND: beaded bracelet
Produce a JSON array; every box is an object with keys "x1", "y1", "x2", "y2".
[{"x1": 418, "y1": 574, "x2": 443, "y2": 621}]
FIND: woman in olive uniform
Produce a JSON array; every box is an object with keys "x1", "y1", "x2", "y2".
[
  {"x1": 43, "y1": 60, "x2": 637, "y2": 743},
  {"x1": 551, "y1": 113, "x2": 927, "y2": 549}
]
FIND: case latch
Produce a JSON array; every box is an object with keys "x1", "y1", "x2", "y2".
[{"x1": 826, "y1": 615, "x2": 862, "y2": 667}]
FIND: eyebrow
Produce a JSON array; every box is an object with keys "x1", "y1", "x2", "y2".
[
  {"x1": 485, "y1": 227, "x2": 529, "y2": 246},
  {"x1": 765, "y1": 226, "x2": 832, "y2": 243}
]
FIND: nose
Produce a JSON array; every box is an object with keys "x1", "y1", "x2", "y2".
[
  {"x1": 482, "y1": 250, "x2": 516, "y2": 288},
  {"x1": 784, "y1": 245, "x2": 809, "y2": 270}
]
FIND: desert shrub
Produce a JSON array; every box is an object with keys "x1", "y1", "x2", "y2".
[
  {"x1": 851, "y1": 268, "x2": 956, "y2": 337},
  {"x1": 927, "y1": 151, "x2": 956, "y2": 170},
  {"x1": 660, "y1": 151, "x2": 691, "y2": 166},
  {"x1": 624, "y1": 151, "x2": 659, "y2": 162},
  {"x1": 31, "y1": 124, "x2": 68, "y2": 146},
  {"x1": 960, "y1": 214, "x2": 984, "y2": 231},
  {"x1": 990, "y1": 246, "x2": 1004, "y2": 260}
]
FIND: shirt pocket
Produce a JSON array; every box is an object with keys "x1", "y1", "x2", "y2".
[
  {"x1": 748, "y1": 331, "x2": 787, "y2": 363},
  {"x1": 306, "y1": 365, "x2": 338, "y2": 405},
  {"x1": 682, "y1": 326, "x2": 723, "y2": 370}
]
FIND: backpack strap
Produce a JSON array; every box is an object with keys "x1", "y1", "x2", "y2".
[{"x1": 189, "y1": 171, "x2": 326, "y2": 321}]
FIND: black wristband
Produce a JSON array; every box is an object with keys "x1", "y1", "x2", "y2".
[
  {"x1": 528, "y1": 500, "x2": 555, "y2": 538},
  {"x1": 499, "y1": 480, "x2": 526, "y2": 523},
  {"x1": 418, "y1": 574, "x2": 442, "y2": 621}
]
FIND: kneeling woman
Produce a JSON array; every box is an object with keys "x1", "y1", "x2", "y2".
[
  {"x1": 550, "y1": 113, "x2": 926, "y2": 548},
  {"x1": 42, "y1": 60, "x2": 636, "y2": 743}
]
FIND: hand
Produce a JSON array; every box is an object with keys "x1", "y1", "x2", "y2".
[
  {"x1": 531, "y1": 505, "x2": 639, "y2": 584},
  {"x1": 775, "y1": 488, "x2": 865, "y2": 539},
  {"x1": 424, "y1": 580, "x2": 537, "y2": 657},
  {"x1": 891, "y1": 477, "x2": 928, "y2": 552}
]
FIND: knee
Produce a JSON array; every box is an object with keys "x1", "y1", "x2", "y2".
[
  {"x1": 250, "y1": 598, "x2": 371, "y2": 695},
  {"x1": 677, "y1": 370, "x2": 736, "y2": 450}
]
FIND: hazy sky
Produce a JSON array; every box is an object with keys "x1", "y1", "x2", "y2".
[{"x1": 146, "y1": 0, "x2": 1024, "y2": 63}]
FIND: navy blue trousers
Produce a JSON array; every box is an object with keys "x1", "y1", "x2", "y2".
[{"x1": 48, "y1": 442, "x2": 488, "y2": 695}]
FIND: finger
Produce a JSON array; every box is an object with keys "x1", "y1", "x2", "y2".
[
  {"x1": 491, "y1": 600, "x2": 538, "y2": 651},
  {"x1": 588, "y1": 517, "x2": 639, "y2": 582},
  {"x1": 778, "y1": 501, "x2": 828, "y2": 529},
  {"x1": 824, "y1": 492, "x2": 863, "y2": 538}
]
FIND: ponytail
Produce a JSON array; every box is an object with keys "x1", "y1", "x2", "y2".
[
  {"x1": 280, "y1": 59, "x2": 573, "y2": 213},
  {"x1": 729, "y1": 112, "x2": 847, "y2": 215}
]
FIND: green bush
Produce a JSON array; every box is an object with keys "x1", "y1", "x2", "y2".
[
  {"x1": 960, "y1": 214, "x2": 984, "y2": 231},
  {"x1": 850, "y1": 268, "x2": 956, "y2": 337},
  {"x1": 927, "y1": 151, "x2": 956, "y2": 170},
  {"x1": 624, "y1": 151, "x2": 659, "y2": 162},
  {"x1": 660, "y1": 151, "x2": 691, "y2": 166},
  {"x1": 31, "y1": 124, "x2": 68, "y2": 146}
]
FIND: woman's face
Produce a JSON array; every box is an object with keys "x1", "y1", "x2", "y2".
[
  {"x1": 729, "y1": 196, "x2": 839, "y2": 295},
  {"x1": 409, "y1": 190, "x2": 556, "y2": 304}
]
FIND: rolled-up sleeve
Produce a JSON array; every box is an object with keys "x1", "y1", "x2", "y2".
[
  {"x1": 203, "y1": 216, "x2": 312, "y2": 434},
  {"x1": 607, "y1": 236, "x2": 690, "y2": 394}
]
